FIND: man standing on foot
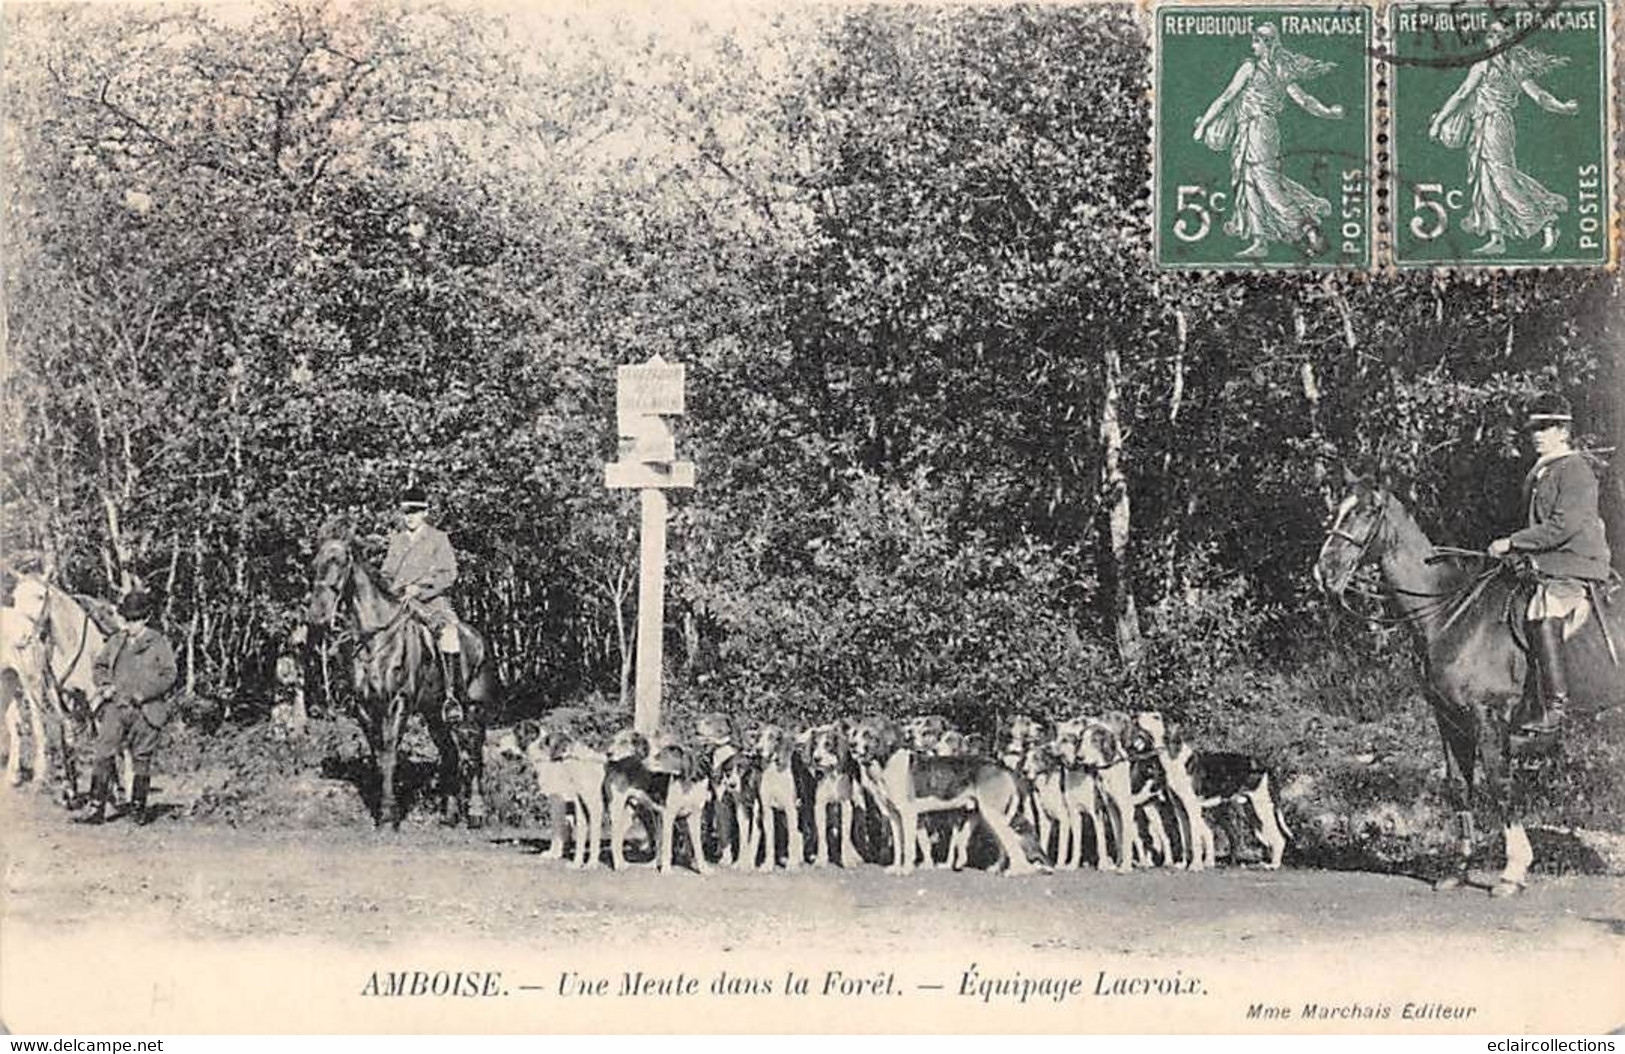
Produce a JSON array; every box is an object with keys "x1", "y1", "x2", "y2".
[
  {"x1": 79, "y1": 590, "x2": 177, "y2": 825},
  {"x1": 1488, "y1": 393, "x2": 1613, "y2": 743}
]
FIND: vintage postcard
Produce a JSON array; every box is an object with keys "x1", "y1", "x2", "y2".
[{"x1": 1, "y1": 0, "x2": 1622, "y2": 1038}]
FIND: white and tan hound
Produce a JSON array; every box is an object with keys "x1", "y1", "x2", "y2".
[
  {"x1": 1129, "y1": 712, "x2": 1217, "y2": 870},
  {"x1": 646, "y1": 736, "x2": 714, "y2": 874},
  {"x1": 495, "y1": 720, "x2": 606, "y2": 869},
  {"x1": 1053, "y1": 716, "x2": 1139, "y2": 872},
  {"x1": 851, "y1": 718, "x2": 1048, "y2": 876},
  {"x1": 752, "y1": 724, "x2": 807, "y2": 870},
  {"x1": 801, "y1": 722, "x2": 863, "y2": 868},
  {"x1": 1022, "y1": 744, "x2": 1081, "y2": 868},
  {"x1": 603, "y1": 728, "x2": 666, "y2": 871},
  {"x1": 696, "y1": 713, "x2": 756, "y2": 868},
  {"x1": 1134, "y1": 711, "x2": 1290, "y2": 869}
]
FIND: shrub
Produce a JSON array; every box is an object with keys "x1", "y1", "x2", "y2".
[{"x1": 679, "y1": 472, "x2": 1111, "y2": 729}]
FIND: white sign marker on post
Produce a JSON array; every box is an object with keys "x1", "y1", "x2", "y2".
[{"x1": 605, "y1": 355, "x2": 694, "y2": 736}]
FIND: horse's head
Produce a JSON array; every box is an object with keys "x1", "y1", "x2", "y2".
[
  {"x1": 307, "y1": 536, "x2": 355, "y2": 626},
  {"x1": 1314, "y1": 478, "x2": 1395, "y2": 598},
  {"x1": 10, "y1": 575, "x2": 49, "y2": 624}
]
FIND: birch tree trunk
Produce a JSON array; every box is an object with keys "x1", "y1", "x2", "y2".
[
  {"x1": 1160, "y1": 308, "x2": 1188, "y2": 602},
  {"x1": 1097, "y1": 343, "x2": 1143, "y2": 665},
  {"x1": 227, "y1": 351, "x2": 249, "y2": 708},
  {"x1": 186, "y1": 524, "x2": 204, "y2": 697},
  {"x1": 88, "y1": 390, "x2": 133, "y2": 594}
]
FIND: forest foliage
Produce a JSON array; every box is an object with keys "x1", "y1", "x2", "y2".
[{"x1": 4, "y1": 1, "x2": 1621, "y2": 739}]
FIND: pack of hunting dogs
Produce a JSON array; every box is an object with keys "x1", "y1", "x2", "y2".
[
  {"x1": 4, "y1": 420, "x2": 1621, "y2": 896},
  {"x1": 490, "y1": 709, "x2": 1291, "y2": 876}
]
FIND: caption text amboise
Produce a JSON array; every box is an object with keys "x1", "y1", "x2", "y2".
[{"x1": 360, "y1": 963, "x2": 1203, "y2": 1003}]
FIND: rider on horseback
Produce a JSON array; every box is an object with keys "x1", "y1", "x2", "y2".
[
  {"x1": 1488, "y1": 393, "x2": 1614, "y2": 742},
  {"x1": 382, "y1": 486, "x2": 466, "y2": 719}
]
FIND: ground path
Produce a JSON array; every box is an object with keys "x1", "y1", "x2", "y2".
[{"x1": 2, "y1": 789, "x2": 1621, "y2": 1033}]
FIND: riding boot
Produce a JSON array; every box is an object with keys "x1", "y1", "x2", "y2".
[
  {"x1": 439, "y1": 650, "x2": 466, "y2": 726},
  {"x1": 74, "y1": 761, "x2": 114, "y2": 825},
  {"x1": 130, "y1": 774, "x2": 152, "y2": 826},
  {"x1": 1519, "y1": 618, "x2": 1569, "y2": 738}
]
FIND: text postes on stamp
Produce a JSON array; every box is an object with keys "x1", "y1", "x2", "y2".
[
  {"x1": 1154, "y1": 4, "x2": 1373, "y2": 271},
  {"x1": 1389, "y1": 1, "x2": 1612, "y2": 268}
]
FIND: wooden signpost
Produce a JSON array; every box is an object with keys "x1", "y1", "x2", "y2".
[{"x1": 605, "y1": 355, "x2": 694, "y2": 735}]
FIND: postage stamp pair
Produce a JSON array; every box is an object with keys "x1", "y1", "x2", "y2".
[{"x1": 1153, "y1": 0, "x2": 1614, "y2": 270}]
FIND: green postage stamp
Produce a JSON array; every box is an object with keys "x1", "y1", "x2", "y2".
[
  {"x1": 1389, "y1": 1, "x2": 1613, "y2": 268},
  {"x1": 1154, "y1": 4, "x2": 1373, "y2": 270}
]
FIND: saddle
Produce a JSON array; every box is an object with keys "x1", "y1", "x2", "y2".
[{"x1": 1502, "y1": 569, "x2": 1621, "y2": 667}]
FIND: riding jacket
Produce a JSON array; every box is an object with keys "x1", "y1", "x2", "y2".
[
  {"x1": 1510, "y1": 451, "x2": 1612, "y2": 581},
  {"x1": 381, "y1": 523, "x2": 459, "y2": 615},
  {"x1": 93, "y1": 623, "x2": 178, "y2": 722}
]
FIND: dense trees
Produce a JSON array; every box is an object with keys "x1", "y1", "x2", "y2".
[{"x1": 4, "y1": 2, "x2": 1619, "y2": 727}]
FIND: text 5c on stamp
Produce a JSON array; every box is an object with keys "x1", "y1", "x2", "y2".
[
  {"x1": 1388, "y1": 0, "x2": 1613, "y2": 268},
  {"x1": 1154, "y1": 3, "x2": 1374, "y2": 270}
]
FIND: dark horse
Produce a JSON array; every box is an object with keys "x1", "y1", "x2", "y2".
[
  {"x1": 1314, "y1": 478, "x2": 1623, "y2": 895},
  {"x1": 306, "y1": 521, "x2": 494, "y2": 829}
]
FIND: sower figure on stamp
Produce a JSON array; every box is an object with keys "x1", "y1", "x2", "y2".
[
  {"x1": 1428, "y1": 22, "x2": 1577, "y2": 257},
  {"x1": 1488, "y1": 394, "x2": 1613, "y2": 744},
  {"x1": 382, "y1": 486, "x2": 466, "y2": 720},
  {"x1": 1193, "y1": 23, "x2": 1344, "y2": 259},
  {"x1": 78, "y1": 590, "x2": 177, "y2": 826}
]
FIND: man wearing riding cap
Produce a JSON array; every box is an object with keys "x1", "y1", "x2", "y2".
[
  {"x1": 79, "y1": 590, "x2": 177, "y2": 825},
  {"x1": 381, "y1": 485, "x2": 466, "y2": 716},
  {"x1": 1488, "y1": 393, "x2": 1613, "y2": 740}
]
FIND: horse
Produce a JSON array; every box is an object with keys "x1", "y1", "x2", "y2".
[
  {"x1": 0, "y1": 574, "x2": 130, "y2": 805},
  {"x1": 1314, "y1": 478, "x2": 1624, "y2": 896},
  {"x1": 305, "y1": 522, "x2": 493, "y2": 830}
]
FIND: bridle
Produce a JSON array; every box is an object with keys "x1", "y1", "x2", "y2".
[
  {"x1": 1323, "y1": 500, "x2": 1385, "y2": 568},
  {"x1": 309, "y1": 541, "x2": 348, "y2": 623},
  {"x1": 309, "y1": 539, "x2": 427, "y2": 645},
  {"x1": 1320, "y1": 494, "x2": 1392, "y2": 618},
  {"x1": 16, "y1": 580, "x2": 94, "y2": 686},
  {"x1": 1321, "y1": 492, "x2": 1503, "y2": 628}
]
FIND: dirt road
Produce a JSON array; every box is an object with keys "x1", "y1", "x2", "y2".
[{"x1": 3, "y1": 789, "x2": 1622, "y2": 1034}]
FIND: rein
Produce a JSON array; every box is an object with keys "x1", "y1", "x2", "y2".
[
  {"x1": 315, "y1": 539, "x2": 485, "y2": 694},
  {"x1": 1324, "y1": 498, "x2": 1504, "y2": 629},
  {"x1": 1337, "y1": 565, "x2": 1505, "y2": 629},
  {"x1": 23, "y1": 582, "x2": 94, "y2": 684},
  {"x1": 51, "y1": 589, "x2": 93, "y2": 685},
  {"x1": 320, "y1": 548, "x2": 423, "y2": 644}
]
